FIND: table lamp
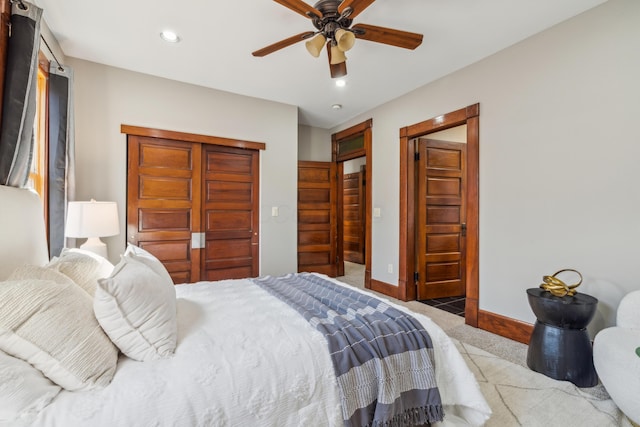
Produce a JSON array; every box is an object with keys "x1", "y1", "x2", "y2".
[{"x1": 65, "y1": 199, "x2": 119, "y2": 258}]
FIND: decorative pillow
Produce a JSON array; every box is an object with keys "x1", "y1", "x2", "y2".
[
  {"x1": 95, "y1": 257, "x2": 177, "y2": 361},
  {"x1": 8, "y1": 264, "x2": 83, "y2": 290},
  {"x1": 0, "y1": 279, "x2": 118, "y2": 391},
  {"x1": 0, "y1": 350, "x2": 60, "y2": 423},
  {"x1": 124, "y1": 244, "x2": 174, "y2": 287},
  {"x1": 46, "y1": 248, "x2": 114, "y2": 296}
]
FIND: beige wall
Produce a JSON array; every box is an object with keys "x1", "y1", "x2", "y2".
[
  {"x1": 298, "y1": 124, "x2": 331, "y2": 161},
  {"x1": 66, "y1": 0, "x2": 639, "y2": 333},
  {"x1": 70, "y1": 59, "x2": 299, "y2": 276},
  {"x1": 331, "y1": 0, "x2": 640, "y2": 334}
]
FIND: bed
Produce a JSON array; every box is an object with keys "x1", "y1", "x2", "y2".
[{"x1": 0, "y1": 185, "x2": 491, "y2": 426}]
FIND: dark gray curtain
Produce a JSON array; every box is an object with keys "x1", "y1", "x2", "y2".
[
  {"x1": 48, "y1": 65, "x2": 75, "y2": 257},
  {"x1": 0, "y1": 1, "x2": 42, "y2": 187}
]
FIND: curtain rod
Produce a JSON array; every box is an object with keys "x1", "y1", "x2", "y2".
[{"x1": 40, "y1": 35, "x2": 65, "y2": 72}]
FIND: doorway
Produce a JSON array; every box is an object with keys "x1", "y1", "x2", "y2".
[
  {"x1": 334, "y1": 119, "x2": 372, "y2": 286},
  {"x1": 398, "y1": 104, "x2": 480, "y2": 327},
  {"x1": 297, "y1": 119, "x2": 372, "y2": 285}
]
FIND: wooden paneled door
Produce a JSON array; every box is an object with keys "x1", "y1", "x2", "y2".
[
  {"x1": 201, "y1": 145, "x2": 259, "y2": 280},
  {"x1": 416, "y1": 138, "x2": 467, "y2": 300},
  {"x1": 127, "y1": 136, "x2": 202, "y2": 283},
  {"x1": 343, "y1": 167, "x2": 365, "y2": 264},
  {"x1": 297, "y1": 161, "x2": 338, "y2": 276},
  {"x1": 125, "y1": 126, "x2": 263, "y2": 284}
]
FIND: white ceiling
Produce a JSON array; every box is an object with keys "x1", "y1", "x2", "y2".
[{"x1": 35, "y1": 0, "x2": 606, "y2": 129}]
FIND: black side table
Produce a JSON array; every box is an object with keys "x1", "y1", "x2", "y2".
[{"x1": 526, "y1": 288, "x2": 598, "y2": 387}]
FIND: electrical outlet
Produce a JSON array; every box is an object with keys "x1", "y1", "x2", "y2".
[{"x1": 388, "y1": 264, "x2": 393, "y2": 274}]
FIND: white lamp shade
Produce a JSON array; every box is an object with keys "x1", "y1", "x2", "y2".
[{"x1": 65, "y1": 200, "x2": 120, "y2": 238}]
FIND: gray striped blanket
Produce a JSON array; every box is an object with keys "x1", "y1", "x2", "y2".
[{"x1": 252, "y1": 273, "x2": 443, "y2": 427}]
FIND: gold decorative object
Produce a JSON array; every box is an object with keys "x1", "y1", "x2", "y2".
[{"x1": 540, "y1": 269, "x2": 583, "y2": 297}]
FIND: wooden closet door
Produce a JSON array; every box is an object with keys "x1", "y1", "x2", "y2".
[
  {"x1": 201, "y1": 145, "x2": 259, "y2": 280},
  {"x1": 127, "y1": 136, "x2": 201, "y2": 284},
  {"x1": 297, "y1": 161, "x2": 337, "y2": 276}
]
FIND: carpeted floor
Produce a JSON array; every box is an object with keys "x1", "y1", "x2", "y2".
[{"x1": 337, "y1": 262, "x2": 633, "y2": 426}]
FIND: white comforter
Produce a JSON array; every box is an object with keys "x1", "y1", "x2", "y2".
[{"x1": 31, "y1": 275, "x2": 490, "y2": 426}]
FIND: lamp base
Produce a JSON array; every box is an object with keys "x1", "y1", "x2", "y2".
[{"x1": 79, "y1": 237, "x2": 108, "y2": 259}]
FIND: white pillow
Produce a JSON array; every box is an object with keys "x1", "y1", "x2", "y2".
[
  {"x1": 124, "y1": 244, "x2": 174, "y2": 286},
  {"x1": 95, "y1": 257, "x2": 177, "y2": 361},
  {"x1": 47, "y1": 248, "x2": 114, "y2": 296},
  {"x1": 0, "y1": 279, "x2": 118, "y2": 391},
  {"x1": 8, "y1": 265, "x2": 81, "y2": 289},
  {"x1": 0, "y1": 350, "x2": 60, "y2": 423}
]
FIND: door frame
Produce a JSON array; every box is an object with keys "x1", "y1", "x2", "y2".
[
  {"x1": 398, "y1": 104, "x2": 480, "y2": 326},
  {"x1": 332, "y1": 119, "x2": 372, "y2": 287}
]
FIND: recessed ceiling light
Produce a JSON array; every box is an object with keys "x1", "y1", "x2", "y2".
[
  {"x1": 332, "y1": 104, "x2": 342, "y2": 110},
  {"x1": 160, "y1": 30, "x2": 180, "y2": 43},
  {"x1": 335, "y1": 79, "x2": 346, "y2": 88}
]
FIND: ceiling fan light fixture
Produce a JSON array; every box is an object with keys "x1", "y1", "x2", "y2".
[
  {"x1": 329, "y1": 44, "x2": 347, "y2": 65},
  {"x1": 335, "y1": 28, "x2": 355, "y2": 52},
  {"x1": 305, "y1": 34, "x2": 326, "y2": 58}
]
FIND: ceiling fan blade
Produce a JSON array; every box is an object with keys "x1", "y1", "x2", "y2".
[
  {"x1": 273, "y1": 0, "x2": 322, "y2": 18},
  {"x1": 327, "y1": 44, "x2": 348, "y2": 78},
  {"x1": 338, "y1": 0, "x2": 376, "y2": 19},
  {"x1": 352, "y1": 23, "x2": 423, "y2": 50},
  {"x1": 252, "y1": 31, "x2": 315, "y2": 57}
]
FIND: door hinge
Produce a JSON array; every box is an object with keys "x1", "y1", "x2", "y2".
[
  {"x1": 461, "y1": 223, "x2": 467, "y2": 237},
  {"x1": 191, "y1": 232, "x2": 206, "y2": 249},
  {"x1": 414, "y1": 272, "x2": 419, "y2": 282},
  {"x1": 414, "y1": 152, "x2": 420, "y2": 161}
]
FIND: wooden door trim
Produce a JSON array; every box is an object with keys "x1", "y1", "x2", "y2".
[
  {"x1": 399, "y1": 104, "x2": 480, "y2": 327},
  {"x1": 332, "y1": 119, "x2": 373, "y2": 287},
  {"x1": 121, "y1": 125, "x2": 266, "y2": 151}
]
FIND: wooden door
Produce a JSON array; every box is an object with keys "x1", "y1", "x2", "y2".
[
  {"x1": 201, "y1": 145, "x2": 259, "y2": 280},
  {"x1": 343, "y1": 167, "x2": 365, "y2": 264},
  {"x1": 127, "y1": 136, "x2": 201, "y2": 284},
  {"x1": 297, "y1": 161, "x2": 337, "y2": 276},
  {"x1": 416, "y1": 138, "x2": 467, "y2": 299}
]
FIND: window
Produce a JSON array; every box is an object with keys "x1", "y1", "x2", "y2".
[{"x1": 27, "y1": 52, "x2": 49, "y2": 204}]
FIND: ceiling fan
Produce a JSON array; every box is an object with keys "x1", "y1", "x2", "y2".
[{"x1": 252, "y1": 0, "x2": 423, "y2": 78}]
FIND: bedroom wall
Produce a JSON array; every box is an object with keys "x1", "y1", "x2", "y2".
[
  {"x1": 331, "y1": 0, "x2": 640, "y2": 332},
  {"x1": 298, "y1": 124, "x2": 331, "y2": 161},
  {"x1": 69, "y1": 59, "x2": 299, "y2": 276}
]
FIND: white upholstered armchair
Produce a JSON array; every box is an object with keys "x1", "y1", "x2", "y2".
[{"x1": 593, "y1": 290, "x2": 640, "y2": 424}]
